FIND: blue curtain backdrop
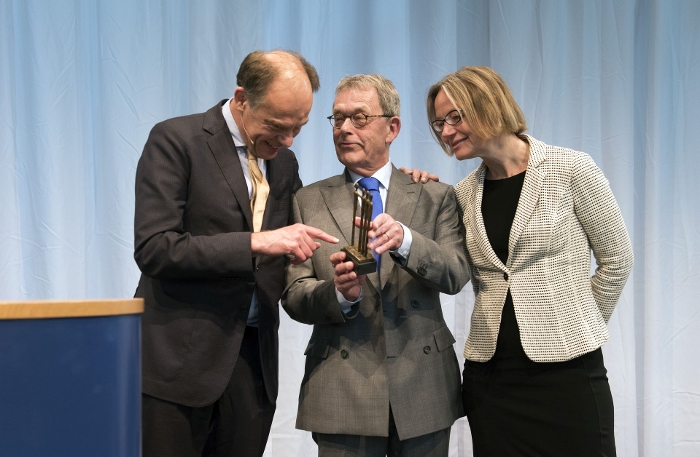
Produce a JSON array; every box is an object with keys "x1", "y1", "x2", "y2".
[{"x1": 1, "y1": 1, "x2": 698, "y2": 455}]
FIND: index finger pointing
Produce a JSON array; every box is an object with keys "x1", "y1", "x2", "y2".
[{"x1": 303, "y1": 226, "x2": 339, "y2": 244}]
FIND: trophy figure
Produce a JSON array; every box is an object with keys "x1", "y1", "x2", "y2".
[{"x1": 341, "y1": 183, "x2": 377, "y2": 275}]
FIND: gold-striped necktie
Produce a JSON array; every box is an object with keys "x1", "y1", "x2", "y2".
[{"x1": 247, "y1": 149, "x2": 269, "y2": 232}]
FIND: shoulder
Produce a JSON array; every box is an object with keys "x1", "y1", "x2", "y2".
[
  {"x1": 388, "y1": 164, "x2": 453, "y2": 195},
  {"x1": 149, "y1": 112, "x2": 204, "y2": 138},
  {"x1": 295, "y1": 173, "x2": 345, "y2": 197},
  {"x1": 527, "y1": 135, "x2": 596, "y2": 176},
  {"x1": 418, "y1": 179, "x2": 454, "y2": 201},
  {"x1": 148, "y1": 102, "x2": 224, "y2": 141}
]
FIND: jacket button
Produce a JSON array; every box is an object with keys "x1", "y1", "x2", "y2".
[
  {"x1": 411, "y1": 300, "x2": 419, "y2": 309},
  {"x1": 340, "y1": 350, "x2": 349, "y2": 359},
  {"x1": 423, "y1": 346, "x2": 431, "y2": 354},
  {"x1": 503, "y1": 272, "x2": 509, "y2": 281}
]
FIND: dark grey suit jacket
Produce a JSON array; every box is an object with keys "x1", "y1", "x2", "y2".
[
  {"x1": 282, "y1": 166, "x2": 469, "y2": 440},
  {"x1": 134, "y1": 100, "x2": 302, "y2": 407}
]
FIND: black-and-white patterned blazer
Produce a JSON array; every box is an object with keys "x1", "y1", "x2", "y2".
[{"x1": 455, "y1": 135, "x2": 634, "y2": 362}]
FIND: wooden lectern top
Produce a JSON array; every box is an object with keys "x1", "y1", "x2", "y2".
[{"x1": 0, "y1": 299, "x2": 144, "y2": 320}]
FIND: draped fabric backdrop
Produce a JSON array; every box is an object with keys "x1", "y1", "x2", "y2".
[{"x1": 1, "y1": 1, "x2": 698, "y2": 455}]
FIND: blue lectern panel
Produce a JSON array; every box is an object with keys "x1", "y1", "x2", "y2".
[{"x1": 0, "y1": 314, "x2": 141, "y2": 457}]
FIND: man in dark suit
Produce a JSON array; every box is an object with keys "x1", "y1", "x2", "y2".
[
  {"x1": 133, "y1": 50, "x2": 338, "y2": 457},
  {"x1": 282, "y1": 74, "x2": 470, "y2": 456}
]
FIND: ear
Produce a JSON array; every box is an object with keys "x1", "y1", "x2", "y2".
[
  {"x1": 233, "y1": 87, "x2": 247, "y2": 113},
  {"x1": 385, "y1": 116, "x2": 401, "y2": 143}
]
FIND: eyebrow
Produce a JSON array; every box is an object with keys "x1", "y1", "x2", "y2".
[
  {"x1": 265, "y1": 118, "x2": 308, "y2": 130},
  {"x1": 332, "y1": 107, "x2": 370, "y2": 116},
  {"x1": 265, "y1": 120, "x2": 286, "y2": 129}
]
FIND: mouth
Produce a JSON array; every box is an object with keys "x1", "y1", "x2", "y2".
[{"x1": 451, "y1": 136, "x2": 468, "y2": 148}]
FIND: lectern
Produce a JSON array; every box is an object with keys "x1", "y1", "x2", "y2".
[{"x1": 0, "y1": 299, "x2": 143, "y2": 457}]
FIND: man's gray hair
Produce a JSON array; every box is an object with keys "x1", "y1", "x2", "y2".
[{"x1": 335, "y1": 74, "x2": 400, "y2": 117}]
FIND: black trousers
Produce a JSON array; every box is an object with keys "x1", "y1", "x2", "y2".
[{"x1": 142, "y1": 326, "x2": 275, "y2": 457}]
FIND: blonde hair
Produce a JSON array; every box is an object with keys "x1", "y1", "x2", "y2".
[{"x1": 426, "y1": 66, "x2": 527, "y2": 155}]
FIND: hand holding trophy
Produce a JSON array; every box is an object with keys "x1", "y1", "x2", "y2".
[{"x1": 341, "y1": 183, "x2": 377, "y2": 275}]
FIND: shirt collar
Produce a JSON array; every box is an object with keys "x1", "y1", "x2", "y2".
[
  {"x1": 221, "y1": 98, "x2": 246, "y2": 148},
  {"x1": 347, "y1": 160, "x2": 392, "y2": 191}
]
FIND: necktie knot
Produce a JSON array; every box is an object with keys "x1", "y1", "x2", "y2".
[{"x1": 358, "y1": 177, "x2": 380, "y2": 193}]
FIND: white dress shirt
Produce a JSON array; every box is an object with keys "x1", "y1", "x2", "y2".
[{"x1": 221, "y1": 98, "x2": 265, "y2": 326}]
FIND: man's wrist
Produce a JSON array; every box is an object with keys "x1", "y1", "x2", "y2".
[
  {"x1": 391, "y1": 221, "x2": 411, "y2": 260},
  {"x1": 336, "y1": 287, "x2": 362, "y2": 313}
]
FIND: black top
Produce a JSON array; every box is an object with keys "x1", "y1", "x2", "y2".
[{"x1": 481, "y1": 170, "x2": 526, "y2": 359}]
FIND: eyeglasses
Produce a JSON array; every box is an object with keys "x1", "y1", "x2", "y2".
[
  {"x1": 327, "y1": 113, "x2": 393, "y2": 129},
  {"x1": 431, "y1": 109, "x2": 463, "y2": 133}
]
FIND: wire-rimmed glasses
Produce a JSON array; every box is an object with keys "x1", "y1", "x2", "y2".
[{"x1": 327, "y1": 113, "x2": 393, "y2": 129}]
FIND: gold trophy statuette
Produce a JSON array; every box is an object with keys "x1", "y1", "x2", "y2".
[{"x1": 341, "y1": 183, "x2": 377, "y2": 275}]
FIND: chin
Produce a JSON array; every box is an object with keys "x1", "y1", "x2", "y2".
[
  {"x1": 257, "y1": 143, "x2": 281, "y2": 159},
  {"x1": 453, "y1": 149, "x2": 473, "y2": 161}
]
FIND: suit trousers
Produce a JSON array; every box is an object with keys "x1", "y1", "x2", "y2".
[
  {"x1": 313, "y1": 408, "x2": 450, "y2": 457},
  {"x1": 142, "y1": 326, "x2": 275, "y2": 457}
]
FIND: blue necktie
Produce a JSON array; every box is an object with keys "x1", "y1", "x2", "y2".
[{"x1": 358, "y1": 177, "x2": 383, "y2": 268}]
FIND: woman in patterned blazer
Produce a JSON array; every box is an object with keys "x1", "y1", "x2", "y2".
[{"x1": 426, "y1": 66, "x2": 633, "y2": 456}]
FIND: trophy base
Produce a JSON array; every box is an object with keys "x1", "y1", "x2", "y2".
[{"x1": 341, "y1": 246, "x2": 377, "y2": 276}]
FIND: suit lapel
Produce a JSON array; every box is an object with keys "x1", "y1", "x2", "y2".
[
  {"x1": 507, "y1": 137, "x2": 546, "y2": 263},
  {"x1": 319, "y1": 172, "x2": 357, "y2": 246},
  {"x1": 471, "y1": 164, "x2": 507, "y2": 271},
  {"x1": 381, "y1": 167, "x2": 420, "y2": 289},
  {"x1": 204, "y1": 103, "x2": 254, "y2": 231}
]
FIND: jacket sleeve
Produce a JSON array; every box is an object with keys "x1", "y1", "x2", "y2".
[
  {"x1": 571, "y1": 153, "x2": 634, "y2": 322},
  {"x1": 133, "y1": 120, "x2": 254, "y2": 281},
  {"x1": 281, "y1": 192, "x2": 350, "y2": 325},
  {"x1": 400, "y1": 184, "x2": 471, "y2": 295}
]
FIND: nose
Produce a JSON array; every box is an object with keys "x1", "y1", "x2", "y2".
[
  {"x1": 338, "y1": 116, "x2": 354, "y2": 132},
  {"x1": 440, "y1": 122, "x2": 456, "y2": 141},
  {"x1": 278, "y1": 131, "x2": 294, "y2": 147}
]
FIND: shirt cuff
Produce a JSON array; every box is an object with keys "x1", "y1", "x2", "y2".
[
  {"x1": 389, "y1": 222, "x2": 411, "y2": 266},
  {"x1": 337, "y1": 287, "x2": 363, "y2": 314}
]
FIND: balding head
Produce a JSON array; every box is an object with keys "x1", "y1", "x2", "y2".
[
  {"x1": 231, "y1": 50, "x2": 318, "y2": 160},
  {"x1": 236, "y1": 50, "x2": 320, "y2": 108}
]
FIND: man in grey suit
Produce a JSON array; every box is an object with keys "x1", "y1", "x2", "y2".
[{"x1": 282, "y1": 74, "x2": 470, "y2": 457}]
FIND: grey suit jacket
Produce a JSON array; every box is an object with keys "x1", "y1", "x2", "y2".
[{"x1": 282, "y1": 165, "x2": 469, "y2": 440}]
